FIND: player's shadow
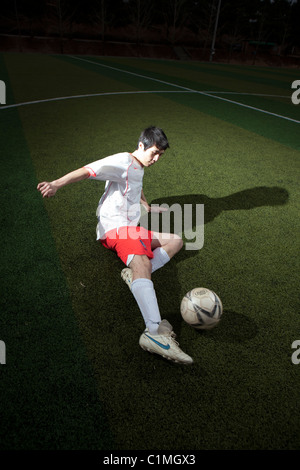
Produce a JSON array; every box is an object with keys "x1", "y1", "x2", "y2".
[
  {"x1": 149, "y1": 185, "x2": 289, "y2": 226},
  {"x1": 148, "y1": 185, "x2": 288, "y2": 263}
]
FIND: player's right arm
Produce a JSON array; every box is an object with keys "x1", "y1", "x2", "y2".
[{"x1": 37, "y1": 167, "x2": 90, "y2": 198}]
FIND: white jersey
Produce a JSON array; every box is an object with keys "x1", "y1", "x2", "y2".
[{"x1": 84, "y1": 152, "x2": 144, "y2": 240}]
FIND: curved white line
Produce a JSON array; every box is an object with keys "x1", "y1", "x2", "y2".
[
  {"x1": 0, "y1": 90, "x2": 292, "y2": 110},
  {"x1": 68, "y1": 55, "x2": 300, "y2": 124},
  {"x1": 0, "y1": 90, "x2": 188, "y2": 110},
  {"x1": 0, "y1": 61, "x2": 298, "y2": 125},
  {"x1": 206, "y1": 92, "x2": 289, "y2": 98}
]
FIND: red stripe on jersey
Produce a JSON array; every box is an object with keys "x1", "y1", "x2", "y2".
[
  {"x1": 84, "y1": 166, "x2": 96, "y2": 177},
  {"x1": 123, "y1": 160, "x2": 134, "y2": 197}
]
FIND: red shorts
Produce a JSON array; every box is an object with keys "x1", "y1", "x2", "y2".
[{"x1": 100, "y1": 226, "x2": 154, "y2": 265}]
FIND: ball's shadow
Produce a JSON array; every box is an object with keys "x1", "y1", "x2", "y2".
[{"x1": 192, "y1": 309, "x2": 258, "y2": 343}]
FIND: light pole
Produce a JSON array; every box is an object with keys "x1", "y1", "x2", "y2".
[{"x1": 209, "y1": 0, "x2": 222, "y2": 62}]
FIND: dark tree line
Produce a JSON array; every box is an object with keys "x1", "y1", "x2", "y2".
[{"x1": 1, "y1": 0, "x2": 300, "y2": 52}]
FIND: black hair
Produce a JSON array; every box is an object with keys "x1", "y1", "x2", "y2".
[{"x1": 137, "y1": 126, "x2": 170, "y2": 151}]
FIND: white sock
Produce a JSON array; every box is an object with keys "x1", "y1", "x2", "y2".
[
  {"x1": 131, "y1": 278, "x2": 161, "y2": 334},
  {"x1": 151, "y1": 247, "x2": 170, "y2": 273}
]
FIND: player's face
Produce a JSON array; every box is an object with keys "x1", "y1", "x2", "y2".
[{"x1": 139, "y1": 144, "x2": 164, "y2": 167}]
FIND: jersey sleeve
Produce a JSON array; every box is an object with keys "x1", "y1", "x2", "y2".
[{"x1": 84, "y1": 153, "x2": 131, "y2": 183}]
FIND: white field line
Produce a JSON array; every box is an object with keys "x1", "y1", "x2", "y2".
[
  {"x1": 0, "y1": 90, "x2": 193, "y2": 109},
  {"x1": 0, "y1": 54, "x2": 298, "y2": 124},
  {"x1": 67, "y1": 55, "x2": 300, "y2": 124},
  {"x1": 0, "y1": 89, "x2": 291, "y2": 111}
]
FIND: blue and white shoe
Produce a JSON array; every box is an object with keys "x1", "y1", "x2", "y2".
[{"x1": 139, "y1": 319, "x2": 193, "y2": 365}]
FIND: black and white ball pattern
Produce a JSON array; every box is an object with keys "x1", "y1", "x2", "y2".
[{"x1": 180, "y1": 288, "x2": 223, "y2": 330}]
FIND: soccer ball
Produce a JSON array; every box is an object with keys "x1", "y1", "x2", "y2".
[{"x1": 180, "y1": 287, "x2": 223, "y2": 330}]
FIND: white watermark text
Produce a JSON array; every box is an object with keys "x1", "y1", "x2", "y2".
[
  {"x1": 0, "y1": 340, "x2": 6, "y2": 364},
  {"x1": 291, "y1": 340, "x2": 300, "y2": 365},
  {"x1": 291, "y1": 80, "x2": 300, "y2": 105},
  {"x1": 0, "y1": 80, "x2": 6, "y2": 105}
]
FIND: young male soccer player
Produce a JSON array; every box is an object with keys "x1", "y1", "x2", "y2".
[{"x1": 37, "y1": 126, "x2": 193, "y2": 365}]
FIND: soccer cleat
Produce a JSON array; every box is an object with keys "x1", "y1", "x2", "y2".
[
  {"x1": 139, "y1": 319, "x2": 193, "y2": 365},
  {"x1": 121, "y1": 268, "x2": 133, "y2": 291}
]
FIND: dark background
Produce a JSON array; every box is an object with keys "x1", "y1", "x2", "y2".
[{"x1": 1, "y1": 0, "x2": 300, "y2": 65}]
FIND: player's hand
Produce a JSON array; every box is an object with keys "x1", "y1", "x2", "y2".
[
  {"x1": 148, "y1": 205, "x2": 168, "y2": 213},
  {"x1": 37, "y1": 181, "x2": 58, "y2": 198}
]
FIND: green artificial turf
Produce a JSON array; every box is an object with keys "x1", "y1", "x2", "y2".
[
  {"x1": 0, "y1": 54, "x2": 112, "y2": 450},
  {"x1": 0, "y1": 52, "x2": 299, "y2": 450}
]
